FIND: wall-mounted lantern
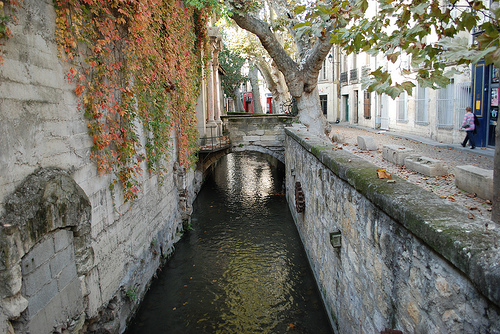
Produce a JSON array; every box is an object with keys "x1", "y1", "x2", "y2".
[{"x1": 330, "y1": 230, "x2": 342, "y2": 248}]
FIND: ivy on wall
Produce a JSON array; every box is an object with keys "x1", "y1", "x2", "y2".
[
  {"x1": 0, "y1": 0, "x2": 20, "y2": 64},
  {"x1": 54, "y1": 0, "x2": 209, "y2": 201}
]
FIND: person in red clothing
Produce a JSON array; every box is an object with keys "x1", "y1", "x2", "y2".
[{"x1": 461, "y1": 107, "x2": 476, "y2": 149}]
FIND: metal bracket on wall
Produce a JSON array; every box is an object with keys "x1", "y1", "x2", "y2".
[
  {"x1": 295, "y1": 182, "x2": 305, "y2": 213},
  {"x1": 329, "y1": 230, "x2": 342, "y2": 248}
]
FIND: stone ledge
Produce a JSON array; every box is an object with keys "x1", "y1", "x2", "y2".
[
  {"x1": 455, "y1": 165, "x2": 494, "y2": 201},
  {"x1": 285, "y1": 127, "x2": 500, "y2": 308},
  {"x1": 404, "y1": 155, "x2": 448, "y2": 177},
  {"x1": 357, "y1": 135, "x2": 377, "y2": 151},
  {"x1": 382, "y1": 144, "x2": 417, "y2": 165}
]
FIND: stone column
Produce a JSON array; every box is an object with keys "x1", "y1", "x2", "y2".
[
  {"x1": 213, "y1": 59, "x2": 222, "y2": 136},
  {"x1": 206, "y1": 57, "x2": 216, "y2": 136},
  {"x1": 206, "y1": 27, "x2": 221, "y2": 138}
]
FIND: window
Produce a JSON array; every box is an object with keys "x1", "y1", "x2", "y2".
[
  {"x1": 396, "y1": 92, "x2": 407, "y2": 122},
  {"x1": 320, "y1": 60, "x2": 327, "y2": 80},
  {"x1": 437, "y1": 82, "x2": 454, "y2": 128},
  {"x1": 342, "y1": 54, "x2": 348, "y2": 73},
  {"x1": 415, "y1": 84, "x2": 428, "y2": 124},
  {"x1": 456, "y1": 82, "x2": 472, "y2": 128},
  {"x1": 320, "y1": 95, "x2": 328, "y2": 116}
]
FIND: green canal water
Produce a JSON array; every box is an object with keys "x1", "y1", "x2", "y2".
[{"x1": 126, "y1": 152, "x2": 333, "y2": 333}]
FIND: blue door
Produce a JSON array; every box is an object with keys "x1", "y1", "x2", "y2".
[
  {"x1": 472, "y1": 62, "x2": 487, "y2": 147},
  {"x1": 472, "y1": 62, "x2": 497, "y2": 148}
]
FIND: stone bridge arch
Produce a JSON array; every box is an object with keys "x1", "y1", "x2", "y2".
[
  {"x1": 219, "y1": 114, "x2": 293, "y2": 168},
  {"x1": 198, "y1": 146, "x2": 285, "y2": 176},
  {"x1": 0, "y1": 168, "x2": 93, "y2": 333}
]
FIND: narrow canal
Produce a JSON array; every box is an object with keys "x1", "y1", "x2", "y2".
[{"x1": 126, "y1": 152, "x2": 333, "y2": 333}]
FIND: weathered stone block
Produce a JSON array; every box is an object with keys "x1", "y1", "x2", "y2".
[
  {"x1": 49, "y1": 246, "x2": 73, "y2": 278},
  {"x1": 382, "y1": 144, "x2": 417, "y2": 165},
  {"x1": 22, "y1": 264, "x2": 51, "y2": 297},
  {"x1": 455, "y1": 165, "x2": 494, "y2": 200},
  {"x1": 260, "y1": 135, "x2": 278, "y2": 141},
  {"x1": 0, "y1": 266, "x2": 23, "y2": 298},
  {"x1": 54, "y1": 229, "x2": 72, "y2": 253},
  {"x1": 357, "y1": 135, "x2": 377, "y2": 151},
  {"x1": 328, "y1": 131, "x2": 345, "y2": 143},
  {"x1": 27, "y1": 279, "x2": 57, "y2": 316},
  {"x1": 404, "y1": 156, "x2": 448, "y2": 177},
  {"x1": 57, "y1": 263, "x2": 78, "y2": 291},
  {"x1": 1, "y1": 293, "x2": 29, "y2": 319},
  {"x1": 243, "y1": 135, "x2": 260, "y2": 142},
  {"x1": 28, "y1": 235, "x2": 55, "y2": 268}
]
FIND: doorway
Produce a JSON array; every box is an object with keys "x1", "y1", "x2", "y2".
[
  {"x1": 342, "y1": 95, "x2": 349, "y2": 122},
  {"x1": 353, "y1": 90, "x2": 358, "y2": 123}
]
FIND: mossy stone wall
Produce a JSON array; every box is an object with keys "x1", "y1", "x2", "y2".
[{"x1": 285, "y1": 127, "x2": 500, "y2": 333}]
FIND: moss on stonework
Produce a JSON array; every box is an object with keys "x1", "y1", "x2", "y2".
[
  {"x1": 286, "y1": 128, "x2": 500, "y2": 308},
  {"x1": 310, "y1": 145, "x2": 328, "y2": 156}
]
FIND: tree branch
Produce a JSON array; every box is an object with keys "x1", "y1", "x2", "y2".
[{"x1": 230, "y1": 11, "x2": 303, "y2": 95}]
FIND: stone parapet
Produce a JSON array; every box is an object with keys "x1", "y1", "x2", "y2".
[
  {"x1": 455, "y1": 165, "x2": 494, "y2": 200},
  {"x1": 403, "y1": 155, "x2": 448, "y2": 177},
  {"x1": 222, "y1": 115, "x2": 294, "y2": 163},
  {"x1": 382, "y1": 144, "x2": 417, "y2": 165},
  {"x1": 285, "y1": 127, "x2": 499, "y2": 333},
  {"x1": 357, "y1": 135, "x2": 377, "y2": 151}
]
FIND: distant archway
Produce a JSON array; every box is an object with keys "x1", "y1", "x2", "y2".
[{"x1": 198, "y1": 146, "x2": 285, "y2": 176}]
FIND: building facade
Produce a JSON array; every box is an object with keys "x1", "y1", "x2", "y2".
[{"x1": 318, "y1": 0, "x2": 496, "y2": 149}]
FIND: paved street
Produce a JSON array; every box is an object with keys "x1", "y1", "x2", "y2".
[{"x1": 329, "y1": 123, "x2": 495, "y2": 221}]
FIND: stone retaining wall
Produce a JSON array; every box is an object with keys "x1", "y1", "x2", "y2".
[
  {"x1": 0, "y1": 1, "x2": 201, "y2": 332},
  {"x1": 285, "y1": 126, "x2": 500, "y2": 333}
]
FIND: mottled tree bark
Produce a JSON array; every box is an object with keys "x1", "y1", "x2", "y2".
[
  {"x1": 254, "y1": 58, "x2": 289, "y2": 114},
  {"x1": 233, "y1": 86, "x2": 245, "y2": 113}
]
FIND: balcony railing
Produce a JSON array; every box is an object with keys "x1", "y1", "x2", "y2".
[
  {"x1": 362, "y1": 66, "x2": 371, "y2": 79},
  {"x1": 199, "y1": 128, "x2": 231, "y2": 153},
  {"x1": 340, "y1": 72, "x2": 348, "y2": 84},
  {"x1": 349, "y1": 68, "x2": 358, "y2": 82}
]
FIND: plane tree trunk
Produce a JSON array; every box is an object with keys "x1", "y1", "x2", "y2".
[
  {"x1": 248, "y1": 65, "x2": 263, "y2": 113},
  {"x1": 254, "y1": 58, "x2": 290, "y2": 114},
  {"x1": 231, "y1": 10, "x2": 332, "y2": 136},
  {"x1": 233, "y1": 86, "x2": 245, "y2": 113}
]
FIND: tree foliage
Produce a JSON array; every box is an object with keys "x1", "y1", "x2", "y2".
[
  {"x1": 219, "y1": 46, "x2": 247, "y2": 100},
  {"x1": 328, "y1": 0, "x2": 500, "y2": 98},
  {"x1": 0, "y1": 0, "x2": 20, "y2": 65},
  {"x1": 219, "y1": 18, "x2": 292, "y2": 112},
  {"x1": 54, "y1": 0, "x2": 209, "y2": 202}
]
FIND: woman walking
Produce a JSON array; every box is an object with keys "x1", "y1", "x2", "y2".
[{"x1": 461, "y1": 107, "x2": 476, "y2": 149}]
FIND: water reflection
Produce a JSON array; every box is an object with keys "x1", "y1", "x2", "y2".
[{"x1": 126, "y1": 152, "x2": 332, "y2": 334}]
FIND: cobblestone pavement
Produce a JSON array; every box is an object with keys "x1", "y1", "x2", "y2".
[{"x1": 329, "y1": 124, "x2": 495, "y2": 221}]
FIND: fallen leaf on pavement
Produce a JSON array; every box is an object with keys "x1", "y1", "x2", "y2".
[{"x1": 377, "y1": 169, "x2": 392, "y2": 179}]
